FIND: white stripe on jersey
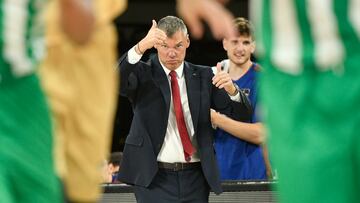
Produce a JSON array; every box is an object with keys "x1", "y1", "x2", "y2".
[
  {"x1": 271, "y1": 0, "x2": 303, "y2": 75},
  {"x1": 3, "y1": 0, "x2": 34, "y2": 77},
  {"x1": 349, "y1": 0, "x2": 360, "y2": 39},
  {"x1": 307, "y1": 0, "x2": 344, "y2": 72},
  {"x1": 250, "y1": 0, "x2": 265, "y2": 59}
]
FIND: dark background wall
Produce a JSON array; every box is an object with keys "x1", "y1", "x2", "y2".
[{"x1": 111, "y1": 0, "x2": 249, "y2": 152}]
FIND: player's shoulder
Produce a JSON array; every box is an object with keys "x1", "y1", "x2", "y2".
[{"x1": 253, "y1": 63, "x2": 262, "y2": 72}]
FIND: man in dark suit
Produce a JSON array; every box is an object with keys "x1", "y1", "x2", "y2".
[{"x1": 118, "y1": 16, "x2": 252, "y2": 203}]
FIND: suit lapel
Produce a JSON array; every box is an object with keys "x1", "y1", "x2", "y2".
[
  {"x1": 184, "y1": 62, "x2": 200, "y2": 133},
  {"x1": 152, "y1": 56, "x2": 171, "y2": 116},
  {"x1": 152, "y1": 56, "x2": 201, "y2": 133}
]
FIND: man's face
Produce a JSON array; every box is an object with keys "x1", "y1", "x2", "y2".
[
  {"x1": 223, "y1": 35, "x2": 255, "y2": 67},
  {"x1": 156, "y1": 30, "x2": 190, "y2": 70}
]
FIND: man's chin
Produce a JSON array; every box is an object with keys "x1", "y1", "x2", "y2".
[
  {"x1": 232, "y1": 59, "x2": 247, "y2": 66},
  {"x1": 166, "y1": 63, "x2": 179, "y2": 70}
]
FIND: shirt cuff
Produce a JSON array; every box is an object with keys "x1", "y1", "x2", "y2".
[
  {"x1": 127, "y1": 45, "x2": 142, "y2": 64},
  {"x1": 229, "y1": 91, "x2": 240, "y2": 102}
]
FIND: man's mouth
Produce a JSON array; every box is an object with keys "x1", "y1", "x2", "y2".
[{"x1": 167, "y1": 60, "x2": 178, "y2": 64}]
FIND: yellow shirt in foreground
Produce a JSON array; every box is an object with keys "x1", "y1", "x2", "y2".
[{"x1": 40, "y1": 0, "x2": 127, "y2": 201}]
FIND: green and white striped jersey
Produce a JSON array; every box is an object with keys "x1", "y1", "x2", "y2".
[
  {"x1": 0, "y1": 0, "x2": 46, "y2": 81},
  {"x1": 250, "y1": 0, "x2": 360, "y2": 75}
]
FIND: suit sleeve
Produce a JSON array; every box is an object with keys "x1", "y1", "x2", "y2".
[
  {"x1": 118, "y1": 52, "x2": 149, "y2": 103},
  {"x1": 210, "y1": 71, "x2": 253, "y2": 122}
]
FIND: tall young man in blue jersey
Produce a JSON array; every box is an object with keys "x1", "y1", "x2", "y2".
[{"x1": 211, "y1": 17, "x2": 272, "y2": 180}]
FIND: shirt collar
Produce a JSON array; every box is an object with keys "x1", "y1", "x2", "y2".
[{"x1": 159, "y1": 59, "x2": 184, "y2": 79}]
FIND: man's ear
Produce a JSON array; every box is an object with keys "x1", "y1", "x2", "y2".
[
  {"x1": 251, "y1": 41, "x2": 256, "y2": 53},
  {"x1": 186, "y1": 34, "x2": 190, "y2": 48},
  {"x1": 222, "y1": 38, "x2": 228, "y2": 51}
]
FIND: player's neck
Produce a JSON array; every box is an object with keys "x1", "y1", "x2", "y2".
[{"x1": 228, "y1": 60, "x2": 253, "y2": 80}]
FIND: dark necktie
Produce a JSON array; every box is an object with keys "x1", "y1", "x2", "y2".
[{"x1": 169, "y1": 71, "x2": 195, "y2": 162}]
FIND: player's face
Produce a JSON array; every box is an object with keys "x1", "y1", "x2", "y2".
[
  {"x1": 223, "y1": 35, "x2": 255, "y2": 66},
  {"x1": 156, "y1": 31, "x2": 190, "y2": 70}
]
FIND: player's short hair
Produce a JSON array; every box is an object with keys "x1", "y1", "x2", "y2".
[{"x1": 233, "y1": 17, "x2": 254, "y2": 40}]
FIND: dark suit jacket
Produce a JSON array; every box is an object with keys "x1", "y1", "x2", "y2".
[{"x1": 117, "y1": 54, "x2": 252, "y2": 194}]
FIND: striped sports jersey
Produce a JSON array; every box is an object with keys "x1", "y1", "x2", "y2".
[
  {"x1": 250, "y1": 0, "x2": 360, "y2": 75},
  {"x1": 0, "y1": 0, "x2": 46, "y2": 81},
  {"x1": 0, "y1": 2, "x2": 63, "y2": 203}
]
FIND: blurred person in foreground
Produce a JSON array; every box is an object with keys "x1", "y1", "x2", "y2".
[
  {"x1": 0, "y1": 0, "x2": 94, "y2": 202},
  {"x1": 118, "y1": 16, "x2": 252, "y2": 202},
  {"x1": 39, "y1": 0, "x2": 127, "y2": 202},
  {"x1": 176, "y1": 0, "x2": 236, "y2": 40},
  {"x1": 211, "y1": 17, "x2": 272, "y2": 180},
  {"x1": 250, "y1": 0, "x2": 360, "y2": 202}
]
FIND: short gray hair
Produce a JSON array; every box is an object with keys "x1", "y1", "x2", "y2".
[{"x1": 157, "y1": 16, "x2": 188, "y2": 37}]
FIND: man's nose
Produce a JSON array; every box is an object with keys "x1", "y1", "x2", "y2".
[
  {"x1": 236, "y1": 44, "x2": 244, "y2": 51},
  {"x1": 168, "y1": 50, "x2": 176, "y2": 57}
]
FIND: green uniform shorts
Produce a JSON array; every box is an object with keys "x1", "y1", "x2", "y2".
[
  {"x1": 260, "y1": 59, "x2": 360, "y2": 203},
  {"x1": 0, "y1": 74, "x2": 61, "y2": 203}
]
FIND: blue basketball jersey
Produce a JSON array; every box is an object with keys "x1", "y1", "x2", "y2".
[{"x1": 214, "y1": 60, "x2": 266, "y2": 180}]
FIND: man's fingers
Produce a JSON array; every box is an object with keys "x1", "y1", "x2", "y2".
[
  {"x1": 176, "y1": 0, "x2": 236, "y2": 40},
  {"x1": 207, "y1": 12, "x2": 236, "y2": 40},
  {"x1": 213, "y1": 78, "x2": 225, "y2": 87},
  {"x1": 216, "y1": 62, "x2": 222, "y2": 72},
  {"x1": 212, "y1": 63, "x2": 222, "y2": 81},
  {"x1": 183, "y1": 14, "x2": 204, "y2": 39},
  {"x1": 152, "y1": 20, "x2": 157, "y2": 28},
  {"x1": 188, "y1": 23, "x2": 204, "y2": 39},
  {"x1": 219, "y1": 80, "x2": 232, "y2": 89},
  {"x1": 216, "y1": 79, "x2": 227, "y2": 88},
  {"x1": 213, "y1": 72, "x2": 233, "y2": 89},
  {"x1": 202, "y1": 0, "x2": 236, "y2": 40},
  {"x1": 156, "y1": 29, "x2": 167, "y2": 41}
]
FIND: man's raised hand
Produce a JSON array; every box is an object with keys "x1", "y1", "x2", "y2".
[
  {"x1": 212, "y1": 63, "x2": 237, "y2": 95},
  {"x1": 138, "y1": 20, "x2": 167, "y2": 53}
]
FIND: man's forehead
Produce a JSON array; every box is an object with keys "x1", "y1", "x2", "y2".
[
  {"x1": 164, "y1": 38, "x2": 185, "y2": 44},
  {"x1": 227, "y1": 35, "x2": 253, "y2": 41},
  {"x1": 164, "y1": 33, "x2": 187, "y2": 43}
]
